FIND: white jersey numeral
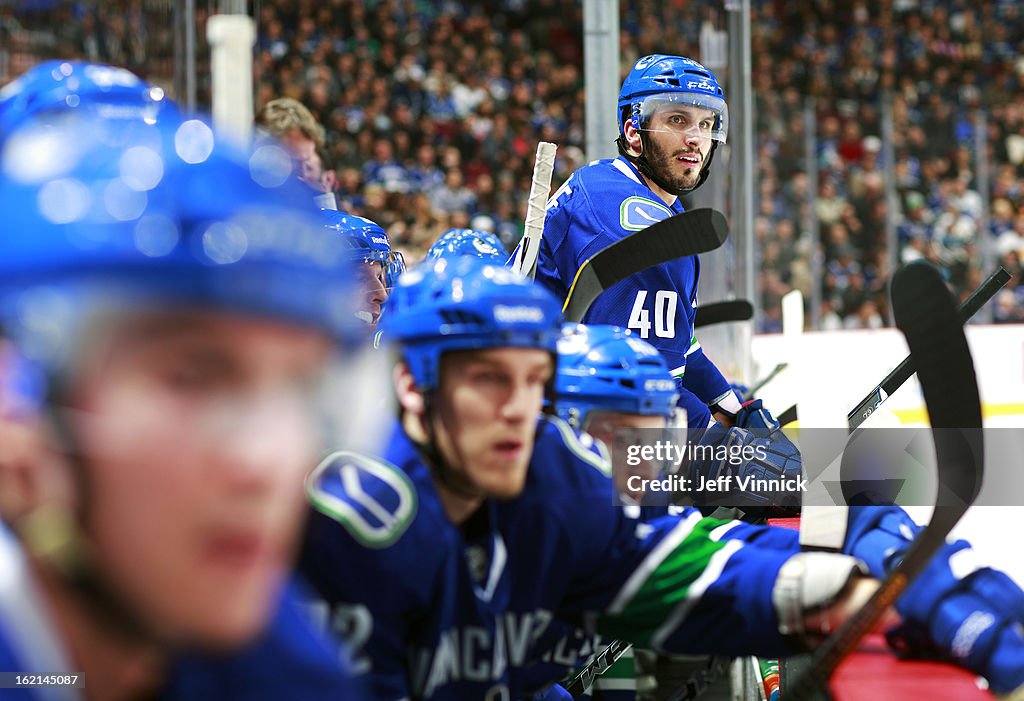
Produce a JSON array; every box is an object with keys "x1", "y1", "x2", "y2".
[
  {"x1": 331, "y1": 602, "x2": 374, "y2": 674},
  {"x1": 627, "y1": 291, "x2": 678, "y2": 339}
]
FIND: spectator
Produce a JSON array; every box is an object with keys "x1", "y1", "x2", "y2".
[
  {"x1": 255, "y1": 97, "x2": 326, "y2": 192},
  {"x1": 430, "y1": 168, "x2": 476, "y2": 216}
]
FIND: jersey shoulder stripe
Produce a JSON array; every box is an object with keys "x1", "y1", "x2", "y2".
[
  {"x1": 306, "y1": 450, "x2": 418, "y2": 549},
  {"x1": 536, "y1": 415, "x2": 613, "y2": 479}
]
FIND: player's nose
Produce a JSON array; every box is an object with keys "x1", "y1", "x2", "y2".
[{"x1": 367, "y1": 274, "x2": 387, "y2": 304}]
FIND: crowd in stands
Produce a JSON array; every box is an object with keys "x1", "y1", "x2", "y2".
[{"x1": 3, "y1": 0, "x2": 1023, "y2": 328}]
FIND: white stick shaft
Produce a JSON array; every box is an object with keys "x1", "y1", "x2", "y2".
[
  {"x1": 783, "y1": 288, "x2": 849, "y2": 550},
  {"x1": 513, "y1": 141, "x2": 557, "y2": 279},
  {"x1": 207, "y1": 14, "x2": 255, "y2": 144}
]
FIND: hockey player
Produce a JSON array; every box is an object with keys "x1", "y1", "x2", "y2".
[
  {"x1": 300, "y1": 258, "x2": 977, "y2": 700},
  {"x1": 533, "y1": 55, "x2": 743, "y2": 431},
  {"x1": 0, "y1": 60, "x2": 174, "y2": 146},
  {"x1": 0, "y1": 112, "x2": 367, "y2": 699},
  {"x1": 553, "y1": 323, "x2": 682, "y2": 510},
  {"x1": 322, "y1": 209, "x2": 406, "y2": 333},
  {"x1": 427, "y1": 228, "x2": 510, "y2": 261}
]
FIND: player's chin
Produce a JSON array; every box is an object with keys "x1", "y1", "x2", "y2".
[
  {"x1": 166, "y1": 567, "x2": 287, "y2": 650},
  {"x1": 478, "y1": 458, "x2": 530, "y2": 499},
  {"x1": 160, "y1": 536, "x2": 291, "y2": 648},
  {"x1": 670, "y1": 169, "x2": 700, "y2": 190}
]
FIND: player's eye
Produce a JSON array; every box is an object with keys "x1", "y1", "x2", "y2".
[
  {"x1": 161, "y1": 356, "x2": 232, "y2": 391},
  {"x1": 469, "y1": 370, "x2": 504, "y2": 385}
]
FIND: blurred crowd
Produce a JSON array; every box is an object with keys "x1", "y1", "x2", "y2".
[{"x1": 3, "y1": 0, "x2": 1023, "y2": 329}]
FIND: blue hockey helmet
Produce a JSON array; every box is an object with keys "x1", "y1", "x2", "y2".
[
  {"x1": 426, "y1": 228, "x2": 509, "y2": 261},
  {"x1": 617, "y1": 54, "x2": 728, "y2": 142},
  {"x1": 381, "y1": 257, "x2": 562, "y2": 391},
  {"x1": 0, "y1": 112, "x2": 359, "y2": 366},
  {"x1": 0, "y1": 61, "x2": 175, "y2": 144},
  {"x1": 321, "y1": 209, "x2": 406, "y2": 289},
  {"x1": 554, "y1": 324, "x2": 679, "y2": 428}
]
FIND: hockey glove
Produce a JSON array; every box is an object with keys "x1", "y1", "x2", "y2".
[
  {"x1": 685, "y1": 418, "x2": 803, "y2": 519},
  {"x1": 844, "y1": 505, "x2": 1024, "y2": 694},
  {"x1": 733, "y1": 398, "x2": 782, "y2": 433}
]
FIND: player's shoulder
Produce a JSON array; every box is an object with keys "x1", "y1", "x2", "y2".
[
  {"x1": 305, "y1": 450, "x2": 420, "y2": 550},
  {"x1": 531, "y1": 415, "x2": 613, "y2": 488},
  {"x1": 559, "y1": 158, "x2": 677, "y2": 235}
]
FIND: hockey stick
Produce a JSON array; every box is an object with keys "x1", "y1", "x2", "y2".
[
  {"x1": 563, "y1": 639, "x2": 631, "y2": 697},
  {"x1": 784, "y1": 261, "x2": 985, "y2": 700},
  {"x1": 694, "y1": 299, "x2": 753, "y2": 329},
  {"x1": 562, "y1": 209, "x2": 729, "y2": 323},
  {"x1": 511, "y1": 141, "x2": 557, "y2": 279},
  {"x1": 744, "y1": 362, "x2": 788, "y2": 401},
  {"x1": 776, "y1": 267, "x2": 1009, "y2": 428}
]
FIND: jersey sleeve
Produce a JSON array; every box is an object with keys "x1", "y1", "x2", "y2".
[
  {"x1": 680, "y1": 345, "x2": 734, "y2": 407},
  {"x1": 535, "y1": 173, "x2": 616, "y2": 305},
  {"x1": 530, "y1": 420, "x2": 795, "y2": 659},
  {"x1": 675, "y1": 383, "x2": 713, "y2": 429}
]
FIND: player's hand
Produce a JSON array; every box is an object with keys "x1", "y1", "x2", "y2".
[
  {"x1": 845, "y1": 506, "x2": 1024, "y2": 694},
  {"x1": 685, "y1": 420, "x2": 803, "y2": 519}
]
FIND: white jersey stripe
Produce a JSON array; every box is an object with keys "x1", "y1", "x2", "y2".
[
  {"x1": 606, "y1": 512, "x2": 702, "y2": 615},
  {"x1": 650, "y1": 539, "x2": 744, "y2": 651}
]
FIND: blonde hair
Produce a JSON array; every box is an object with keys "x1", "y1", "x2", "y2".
[{"x1": 256, "y1": 97, "x2": 325, "y2": 149}]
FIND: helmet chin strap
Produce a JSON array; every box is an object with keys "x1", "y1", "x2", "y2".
[{"x1": 414, "y1": 394, "x2": 488, "y2": 504}]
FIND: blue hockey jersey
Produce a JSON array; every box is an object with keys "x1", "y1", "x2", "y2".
[
  {"x1": 0, "y1": 524, "x2": 365, "y2": 701},
  {"x1": 533, "y1": 157, "x2": 734, "y2": 428},
  {"x1": 300, "y1": 415, "x2": 800, "y2": 700}
]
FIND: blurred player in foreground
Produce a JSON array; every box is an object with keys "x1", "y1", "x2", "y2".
[{"x1": 0, "y1": 111, "x2": 366, "y2": 699}]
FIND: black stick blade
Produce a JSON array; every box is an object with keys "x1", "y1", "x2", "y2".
[
  {"x1": 695, "y1": 299, "x2": 754, "y2": 328},
  {"x1": 562, "y1": 208, "x2": 728, "y2": 322},
  {"x1": 891, "y1": 262, "x2": 983, "y2": 510}
]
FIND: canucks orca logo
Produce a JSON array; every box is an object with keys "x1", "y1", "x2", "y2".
[
  {"x1": 472, "y1": 238, "x2": 498, "y2": 255},
  {"x1": 634, "y1": 55, "x2": 659, "y2": 70},
  {"x1": 306, "y1": 451, "x2": 417, "y2": 548},
  {"x1": 619, "y1": 196, "x2": 673, "y2": 231}
]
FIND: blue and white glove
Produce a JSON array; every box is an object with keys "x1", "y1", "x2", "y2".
[
  {"x1": 686, "y1": 402, "x2": 803, "y2": 519},
  {"x1": 845, "y1": 505, "x2": 1024, "y2": 695},
  {"x1": 734, "y1": 398, "x2": 782, "y2": 432}
]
